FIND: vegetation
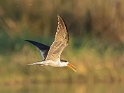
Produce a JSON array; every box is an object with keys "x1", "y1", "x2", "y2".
[{"x1": 0, "y1": 0, "x2": 124, "y2": 85}]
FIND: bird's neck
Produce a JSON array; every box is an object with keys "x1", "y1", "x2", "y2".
[{"x1": 59, "y1": 61, "x2": 68, "y2": 67}]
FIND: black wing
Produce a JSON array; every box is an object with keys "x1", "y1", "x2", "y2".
[{"x1": 25, "y1": 40, "x2": 50, "y2": 60}]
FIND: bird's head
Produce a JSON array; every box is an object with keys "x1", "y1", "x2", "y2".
[{"x1": 61, "y1": 60, "x2": 76, "y2": 72}]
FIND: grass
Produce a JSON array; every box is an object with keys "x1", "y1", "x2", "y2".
[{"x1": 0, "y1": 0, "x2": 124, "y2": 84}]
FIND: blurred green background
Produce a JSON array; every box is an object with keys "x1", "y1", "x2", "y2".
[{"x1": 0, "y1": 0, "x2": 124, "y2": 86}]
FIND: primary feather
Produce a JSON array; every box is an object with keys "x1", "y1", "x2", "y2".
[
  {"x1": 45, "y1": 15, "x2": 69, "y2": 62},
  {"x1": 25, "y1": 40, "x2": 50, "y2": 60}
]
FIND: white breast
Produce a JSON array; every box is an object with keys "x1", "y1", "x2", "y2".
[
  {"x1": 43, "y1": 59, "x2": 60, "y2": 67},
  {"x1": 43, "y1": 58, "x2": 68, "y2": 67}
]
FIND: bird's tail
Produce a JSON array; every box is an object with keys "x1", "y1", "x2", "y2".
[{"x1": 27, "y1": 62, "x2": 44, "y2": 66}]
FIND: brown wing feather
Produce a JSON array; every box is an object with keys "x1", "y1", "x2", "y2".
[{"x1": 45, "y1": 15, "x2": 69, "y2": 62}]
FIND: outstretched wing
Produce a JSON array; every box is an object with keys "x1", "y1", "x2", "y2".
[
  {"x1": 45, "y1": 15, "x2": 69, "y2": 62},
  {"x1": 25, "y1": 40, "x2": 50, "y2": 60}
]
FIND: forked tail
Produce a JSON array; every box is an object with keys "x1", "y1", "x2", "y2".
[{"x1": 27, "y1": 62, "x2": 44, "y2": 66}]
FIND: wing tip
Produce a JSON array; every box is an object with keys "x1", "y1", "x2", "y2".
[
  {"x1": 25, "y1": 40, "x2": 30, "y2": 42},
  {"x1": 57, "y1": 14, "x2": 60, "y2": 18},
  {"x1": 57, "y1": 14, "x2": 62, "y2": 22},
  {"x1": 57, "y1": 14, "x2": 63, "y2": 22},
  {"x1": 25, "y1": 40, "x2": 32, "y2": 43}
]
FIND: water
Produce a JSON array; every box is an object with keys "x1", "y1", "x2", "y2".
[{"x1": 0, "y1": 83, "x2": 124, "y2": 93}]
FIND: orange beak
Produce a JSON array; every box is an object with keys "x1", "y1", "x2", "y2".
[{"x1": 67, "y1": 63, "x2": 76, "y2": 72}]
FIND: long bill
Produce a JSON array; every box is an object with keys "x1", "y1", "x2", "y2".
[{"x1": 67, "y1": 63, "x2": 76, "y2": 72}]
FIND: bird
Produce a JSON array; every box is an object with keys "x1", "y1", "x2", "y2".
[{"x1": 25, "y1": 15, "x2": 76, "y2": 72}]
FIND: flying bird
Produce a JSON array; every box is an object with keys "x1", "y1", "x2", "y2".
[{"x1": 25, "y1": 15, "x2": 76, "y2": 72}]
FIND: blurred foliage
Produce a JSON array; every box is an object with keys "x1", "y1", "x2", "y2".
[
  {"x1": 0, "y1": 0, "x2": 124, "y2": 42},
  {"x1": 0, "y1": 0, "x2": 124, "y2": 85},
  {"x1": 0, "y1": 83, "x2": 124, "y2": 93}
]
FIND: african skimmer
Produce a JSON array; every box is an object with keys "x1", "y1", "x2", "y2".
[{"x1": 25, "y1": 15, "x2": 76, "y2": 72}]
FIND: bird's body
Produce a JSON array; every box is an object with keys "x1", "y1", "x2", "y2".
[
  {"x1": 30, "y1": 59, "x2": 68, "y2": 67},
  {"x1": 26, "y1": 15, "x2": 76, "y2": 72}
]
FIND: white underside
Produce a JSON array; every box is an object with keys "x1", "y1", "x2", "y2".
[
  {"x1": 28, "y1": 58, "x2": 68, "y2": 67},
  {"x1": 42, "y1": 60, "x2": 60, "y2": 67}
]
